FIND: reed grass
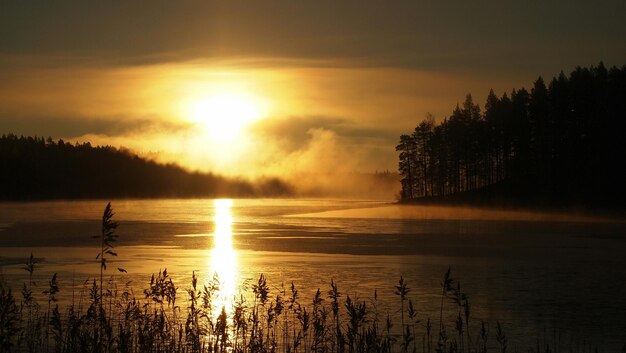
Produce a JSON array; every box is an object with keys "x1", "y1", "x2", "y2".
[
  {"x1": 3, "y1": 260, "x2": 623, "y2": 353},
  {"x1": 3, "y1": 265, "x2": 612, "y2": 353}
]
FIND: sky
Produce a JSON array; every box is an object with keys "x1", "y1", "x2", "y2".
[{"x1": 1, "y1": 0, "x2": 625, "y2": 181}]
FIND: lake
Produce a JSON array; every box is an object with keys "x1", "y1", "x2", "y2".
[{"x1": 1, "y1": 199, "x2": 625, "y2": 351}]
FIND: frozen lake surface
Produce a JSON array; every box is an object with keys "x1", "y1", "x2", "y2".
[{"x1": 1, "y1": 199, "x2": 625, "y2": 350}]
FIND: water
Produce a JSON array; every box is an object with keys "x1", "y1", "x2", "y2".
[{"x1": 1, "y1": 199, "x2": 625, "y2": 350}]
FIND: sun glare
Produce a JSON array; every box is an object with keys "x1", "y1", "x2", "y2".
[
  {"x1": 172, "y1": 75, "x2": 276, "y2": 171},
  {"x1": 187, "y1": 93, "x2": 265, "y2": 142},
  {"x1": 210, "y1": 199, "x2": 238, "y2": 317}
]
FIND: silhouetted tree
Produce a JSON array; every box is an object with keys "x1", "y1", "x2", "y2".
[
  {"x1": 396, "y1": 134, "x2": 417, "y2": 200},
  {"x1": 397, "y1": 63, "x2": 626, "y2": 209},
  {"x1": 0, "y1": 135, "x2": 292, "y2": 200},
  {"x1": 413, "y1": 115, "x2": 435, "y2": 197}
]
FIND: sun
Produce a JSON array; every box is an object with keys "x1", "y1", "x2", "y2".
[{"x1": 186, "y1": 92, "x2": 266, "y2": 142}]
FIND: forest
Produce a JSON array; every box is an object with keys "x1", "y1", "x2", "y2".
[
  {"x1": 0, "y1": 135, "x2": 292, "y2": 200},
  {"x1": 397, "y1": 63, "x2": 626, "y2": 209}
]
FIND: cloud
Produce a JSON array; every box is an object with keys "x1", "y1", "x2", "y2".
[
  {"x1": 277, "y1": 128, "x2": 348, "y2": 174},
  {"x1": 2, "y1": 1, "x2": 624, "y2": 74},
  {"x1": 248, "y1": 116, "x2": 394, "y2": 175},
  {"x1": 251, "y1": 115, "x2": 398, "y2": 151},
  {"x1": 0, "y1": 114, "x2": 192, "y2": 139},
  {"x1": 249, "y1": 126, "x2": 399, "y2": 198}
]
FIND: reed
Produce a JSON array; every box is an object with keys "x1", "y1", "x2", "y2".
[
  {"x1": 0, "y1": 280, "x2": 21, "y2": 352},
  {"x1": 1, "y1": 267, "x2": 618, "y2": 353}
]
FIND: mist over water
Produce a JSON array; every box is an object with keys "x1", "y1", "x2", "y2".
[{"x1": 1, "y1": 199, "x2": 625, "y2": 350}]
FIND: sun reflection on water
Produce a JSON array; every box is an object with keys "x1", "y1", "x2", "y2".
[{"x1": 210, "y1": 199, "x2": 238, "y2": 317}]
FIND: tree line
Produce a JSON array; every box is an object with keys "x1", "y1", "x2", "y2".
[
  {"x1": 397, "y1": 63, "x2": 626, "y2": 208},
  {"x1": 0, "y1": 134, "x2": 292, "y2": 200}
]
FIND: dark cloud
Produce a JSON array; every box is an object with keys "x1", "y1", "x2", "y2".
[
  {"x1": 0, "y1": 114, "x2": 191, "y2": 139},
  {"x1": 1, "y1": 1, "x2": 624, "y2": 73}
]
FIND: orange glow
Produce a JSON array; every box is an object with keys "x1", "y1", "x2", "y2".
[{"x1": 0, "y1": 61, "x2": 492, "y2": 176}]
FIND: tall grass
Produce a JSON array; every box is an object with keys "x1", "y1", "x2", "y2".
[{"x1": 3, "y1": 265, "x2": 609, "y2": 353}]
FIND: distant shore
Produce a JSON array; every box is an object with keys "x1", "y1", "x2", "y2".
[{"x1": 397, "y1": 181, "x2": 626, "y2": 220}]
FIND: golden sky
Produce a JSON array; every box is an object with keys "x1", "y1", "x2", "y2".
[{"x1": 1, "y1": 1, "x2": 624, "y2": 178}]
